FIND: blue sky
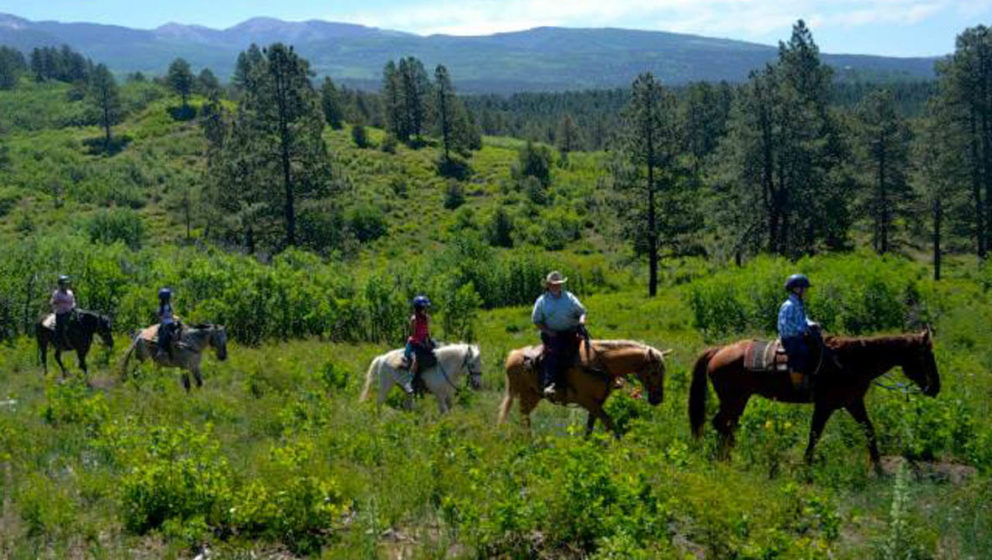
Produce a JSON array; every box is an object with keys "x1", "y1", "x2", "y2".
[{"x1": 2, "y1": 0, "x2": 990, "y2": 56}]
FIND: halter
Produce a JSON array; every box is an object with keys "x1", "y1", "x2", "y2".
[{"x1": 438, "y1": 346, "x2": 479, "y2": 392}]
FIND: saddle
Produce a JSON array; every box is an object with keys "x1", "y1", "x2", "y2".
[
  {"x1": 744, "y1": 339, "x2": 806, "y2": 390},
  {"x1": 522, "y1": 344, "x2": 610, "y2": 385},
  {"x1": 41, "y1": 311, "x2": 77, "y2": 330}
]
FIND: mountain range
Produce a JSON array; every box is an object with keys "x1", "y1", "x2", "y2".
[{"x1": 0, "y1": 13, "x2": 941, "y2": 93}]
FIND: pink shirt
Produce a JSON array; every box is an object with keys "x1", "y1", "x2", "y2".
[
  {"x1": 51, "y1": 289, "x2": 76, "y2": 314},
  {"x1": 408, "y1": 314, "x2": 430, "y2": 345}
]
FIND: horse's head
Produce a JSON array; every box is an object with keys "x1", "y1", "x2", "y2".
[
  {"x1": 210, "y1": 326, "x2": 229, "y2": 361},
  {"x1": 465, "y1": 344, "x2": 483, "y2": 390},
  {"x1": 635, "y1": 347, "x2": 670, "y2": 406},
  {"x1": 902, "y1": 329, "x2": 940, "y2": 397},
  {"x1": 87, "y1": 311, "x2": 114, "y2": 349}
]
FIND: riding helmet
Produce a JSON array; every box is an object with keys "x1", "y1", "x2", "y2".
[
  {"x1": 57, "y1": 275, "x2": 70, "y2": 284},
  {"x1": 158, "y1": 287, "x2": 173, "y2": 300},
  {"x1": 412, "y1": 295, "x2": 431, "y2": 309},
  {"x1": 784, "y1": 273, "x2": 811, "y2": 292}
]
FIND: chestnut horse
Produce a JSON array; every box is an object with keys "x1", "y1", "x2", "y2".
[
  {"x1": 499, "y1": 340, "x2": 670, "y2": 437},
  {"x1": 689, "y1": 330, "x2": 940, "y2": 472}
]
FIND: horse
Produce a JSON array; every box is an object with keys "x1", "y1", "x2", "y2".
[
  {"x1": 36, "y1": 310, "x2": 114, "y2": 377},
  {"x1": 121, "y1": 323, "x2": 229, "y2": 391},
  {"x1": 498, "y1": 340, "x2": 670, "y2": 437},
  {"x1": 360, "y1": 343, "x2": 483, "y2": 413},
  {"x1": 689, "y1": 329, "x2": 940, "y2": 472}
]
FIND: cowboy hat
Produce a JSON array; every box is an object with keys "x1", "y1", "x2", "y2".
[{"x1": 545, "y1": 270, "x2": 567, "y2": 285}]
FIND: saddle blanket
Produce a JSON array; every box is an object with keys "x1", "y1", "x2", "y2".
[
  {"x1": 40, "y1": 313, "x2": 57, "y2": 330},
  {"x1": 744, "y1": 339, "x2": 789, "y2": 373}
]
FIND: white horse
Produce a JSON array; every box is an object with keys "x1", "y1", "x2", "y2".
[
  {"x1": 360, "y1": 343, "x2": 483, "y2": 413},
  {"x1": 121, "y1": 323, "x2": 229, "y2": 391}
]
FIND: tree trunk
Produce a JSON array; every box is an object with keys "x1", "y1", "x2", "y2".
[
  {"x1": 273, "y1": 64, "x2": 296, "y2": 247},
  {"x1": 877, "y1": 141, "x2": 888, "y2": 254},
  {"x1": 970, "y1": 111, "x2": 986, "y2": 258},
  {"x1": 933, "y1": 197, "x2": 942, "y2": 281}
]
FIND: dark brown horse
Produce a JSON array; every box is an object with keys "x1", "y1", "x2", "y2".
[
  {"x1": 689, "y1": 330, "x2": 940, "y2": 472},
  {"x1": 36, "y1": 310, "x2": 114, "y2": 377}
]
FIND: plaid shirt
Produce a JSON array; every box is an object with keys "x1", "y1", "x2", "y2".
[{"x1": 778, "y1": 294, "x2": 813, "y2": 339}]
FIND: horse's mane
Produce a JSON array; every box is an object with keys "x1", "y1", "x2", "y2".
[
  {"x1": 593, "y1": 339, "x2": 649, "y2": 350},
  {"x1": 826, "y1": 333, "x2": 924, "y2": 353}
]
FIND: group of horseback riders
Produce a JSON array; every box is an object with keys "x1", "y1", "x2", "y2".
[
  {"x1": 48, "y1": 268, "x2": 829, "y2": 395},
  {"x1": 48, "y1": 275, "x2": 180, "y2": 361}
]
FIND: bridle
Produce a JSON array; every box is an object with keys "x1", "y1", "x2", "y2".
[{"x1": 439, "y1": 346, "x2": 481, "y2": 392}]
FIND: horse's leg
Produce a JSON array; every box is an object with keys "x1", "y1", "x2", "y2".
[
  {"x1": 40, "y1": 338, "x2": 48, "y2": 375},
  {"x1": 712, "y1": 396, "x2": 748, "y2": 460},
  {"x1": 518, "y1": 393, "x2": 539, "y2": 433},
  {"x1": 181, "y1": 371, "x2": 191, "y2": 392},
  {"x1": 193, "y1": 360, "x2": 204, "y2": 388},
  {"x1": 845, "y1": 398, "x2": 882, "y2": 475},
  {"x1": 585, "y1": 412, "x2": 596, "y2": 436},
  {"x1": 377, "y1": 367, "x2": 394, "y2": 410},
  {"x1": 54, "y1": 349, "x2": 68, "y2": 378},
  {"x1": 803, "y1": 404, "x2": 835, "y2": 465},
  {"x1": 78, "y1": 349, "x2": 88, "y2": 378}
]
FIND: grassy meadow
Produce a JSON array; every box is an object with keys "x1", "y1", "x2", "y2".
[{"x1": 0, "y1": 80, "x2": 990, "y2": 558}]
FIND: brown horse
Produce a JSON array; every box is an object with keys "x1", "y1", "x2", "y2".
[
  {"x1": 689, "y1": 330, "x2": 940, "y2": 472},
  {"x1": 499, "y1": 340, "x2": 670, "y2": 437}
]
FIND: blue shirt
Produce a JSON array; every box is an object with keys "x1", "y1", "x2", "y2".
[
  {"x1": 778, "y1": 294, "x2": 813, "y2": 339},
  {"x1": 532, "y1": 290, "x2": 586, "y2": 332}
]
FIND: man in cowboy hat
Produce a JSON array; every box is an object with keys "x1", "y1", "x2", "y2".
[{"x1": 532, "y1": 270, "x2": 587, "y2": 398}]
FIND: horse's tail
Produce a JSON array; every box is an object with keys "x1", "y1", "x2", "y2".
[
  {"x1": 690, "y1": 347, "x2": 717, "y2": 438},
  {"x1": 498, "y1": 352, "x2": 523, "y2": 424},
  {"x1": 360, "y1": 356, "x2": 382, "y2": 402},
  {"x1": 120, "y1": 335, "x2": 139, "y2": 380},
  {"x1": 35, "y1": 321, "x2": 46, "y2": 369}
]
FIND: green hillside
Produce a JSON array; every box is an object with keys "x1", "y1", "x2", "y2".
[{"x1": 3, "y1": 14, "x2": 992, "y2": 555}]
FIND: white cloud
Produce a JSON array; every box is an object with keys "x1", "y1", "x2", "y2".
[{"x1": 336, "y1": 0, "x2": 967, "y2": 38}]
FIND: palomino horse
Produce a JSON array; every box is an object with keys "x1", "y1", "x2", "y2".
[
  {"x1": 36, "y1": 310, "x2": 114, "y2": 377},
  {"x1": 121, "y1": 324, "x2": 229, "y2": 391},
  {"x1": 689, "y1": 329, "x2": 940, "y2": 472},
  {"x1": 499, "y1": 340, "x2": 670, "y2": 437},
  {"x1": 361, "y1": 343, "x2": 483, "y2": 413}
]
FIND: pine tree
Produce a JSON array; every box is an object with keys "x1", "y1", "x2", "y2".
[
  {"x1": 398, "y1": 57, "x2": 431, "y2": 142},
  {"x1": 167, "y1": 58, "x2": 195, "y2": 110},
  {"x1": 320, "y1": 77, "x2": 344, "y2": 129},
  {"x1": 556, "y1": 114, "x2": 582, "y2": 158},
  {"x1": 245, "y1": 44, "x2": 332, "y2": 248},
  {"x1": 935, "y1": 25, "x2": 992, "y2": 258},
  {"x1": 618, "y1": 72, "x2": 688, "y2": 296},
  {"x1": 914, "y1": 100, "x2": 968, "y2": 280},
  {"x1": 434, "y1": 64, "x2": 456, "y2": 160},
  {"x1": 855, "y1": 89, "x2": 912, "y2": 254},
  {"x1": 382, "y1": 61, "x2": 404, "y2": 139},
  {"x1": 88, "y1": 63, "x2": 122, "y2": 150},
  {"x1": 196, "y1": 68, "x2": 220, "y2": 94},
  {"x1": 0, "y1": 47, "x2": 25, "y2": 90}
]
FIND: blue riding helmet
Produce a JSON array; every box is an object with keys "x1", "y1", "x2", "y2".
[
  {"x1": 412, "y1": 295, "x2": 431, "y2": 309},
  {"x1": 158, "y1": 288, "x2": 173, "y2": 300},
  {"x1": 784, "y1": 274, "x2": 811, "y2": 292},
  {"x1": 57, "y1": 275, "x2": 71, "y2": 284}
]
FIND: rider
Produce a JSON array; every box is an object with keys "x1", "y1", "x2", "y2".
[
  {"x1": 778, "y1": 274, "x2": 822, "y2": 391},
  {"x1": 400, "y1": 296, "x2": 433, "y2": 394},
  {"x1": 50, "y1": 275, "x2": 77, "y2": 347},
  {"x1": 157, "y1": 288, "x2": 177, "y2": 361},
  {"x1": 532, "y1": 270, "x2": 586, "y2": 399}
]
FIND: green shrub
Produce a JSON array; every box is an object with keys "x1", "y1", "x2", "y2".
[
  {"x1": 347, "y1": 203, "x2": 387, "y2": 243},
  {"x1": 0, "y1": 186, "x2": 20, "y2": 217},
  {"x1": 443, "y1": 180, "x2": 466, "y2": 210},
  {"x1": 437, "y1": 153, "x2": 473, "y2": 180},
  {"x1": 351, "y1": 124, "x2": 370, "y2": 148},
  {"x1": 84, "y1": 207, "x2": 145, "y2": 249}
]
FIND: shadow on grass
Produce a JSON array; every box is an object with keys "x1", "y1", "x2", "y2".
[
  {"x1": 82, "y1": 134, "x2": 133, "y2": 156},
  {"x1": 168, "y1": 105, "x2": 197, "y2": 121}
]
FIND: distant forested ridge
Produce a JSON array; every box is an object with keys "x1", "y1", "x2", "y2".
[{"x1": 0, "y1": 12, "x2": 938, "y2": 92}]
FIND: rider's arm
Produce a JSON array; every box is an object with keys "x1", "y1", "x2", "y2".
[{"x1": 532, "y1": 298, "x2": 550, "y2": 334}]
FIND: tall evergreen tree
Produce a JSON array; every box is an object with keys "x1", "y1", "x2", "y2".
[
  {"x1": 618, "y1": 73, "x2": 687, "y2": 296},
  {"x1": 935, "y1": 25, "x2": 992, "y2": 258},
  {"x1": 382, "y1": 61, "x2": 404, "y2": 139},
  {"x1": 0, "y1": 47, "x2": 26, "y2": 90},
  {"x1": 434, "y1": 64, "x2": 456, "y2": 160},
  {"x1": 320, "y1": 77, "x2": 344, "y2": 129},
  {"x1": 556, "y1": 114, "x2": 582, "y2": 157},
  {"x1": 231, "y1": 44, "x2": 263, "y2": 94},
  {"x1": 398, "y1": 57, "x2": 431, "y2": 141},
  {"x1": 196, "y1": 68, "x2": 220, "y2": 94},
  {"x1": 855, "y1": 89, "x2": 912, "y2": 254},
  {"x1": 167, "y1": 58, "x2": 195, "y2": 110},
  {"x1": 230, "y1": 44, "x2": 332, "y2": 248},
  {"x1": 88, "y1": 63, "x2": 122, "y2": 150},
  {"x1": 914, "y1": 100, "x2": 968, "y2": 280},
  {"x1": 714, "y1": 21, "x2": 850, "y2": 257}
]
